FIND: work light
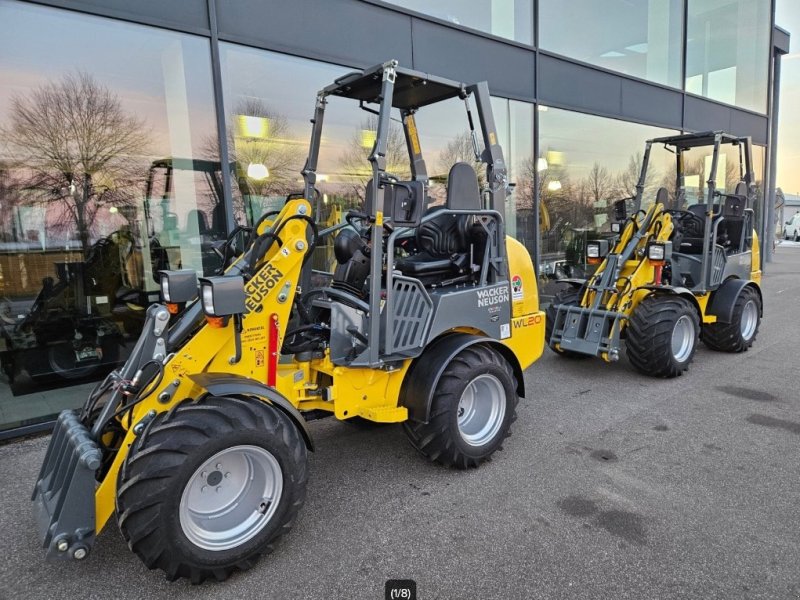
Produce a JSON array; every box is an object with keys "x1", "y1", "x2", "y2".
[
  {"x1": 198, "y1": 276, "x2": 246, "y2": 318},
  {"x1": 647, "y1": 241, "x2": 672, "y2": 263},
  {"x1": 611, "y1": 222, "x2": 622, "y2": 234},
  {"x1": 159, "y1": 270, "x2": 198, "y2": 304},
  {"x1": 586, "y1": 242, "x2": 601, "y2": 259}
]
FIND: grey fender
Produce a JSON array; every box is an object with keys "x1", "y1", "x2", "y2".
[
  {"x1": 188, "y1": 372, "x2": 313, "y2": 451},
  {"x1": 707, "y1": 279, "x2": 762, "y2": 324},
  {"x1": 558, "y1": 278, "x2": 587, "y2": 289},
  {"x1": 400, "y1": 333, "x2": 524, "y2": 424}
]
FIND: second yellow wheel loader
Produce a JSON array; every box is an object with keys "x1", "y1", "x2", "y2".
[
  {"x1": 32, "y1": 61, "x2": 545, "y2": 583},
  {"x1": 546, "y1": 131, "x2": 762, "y2": 377}
]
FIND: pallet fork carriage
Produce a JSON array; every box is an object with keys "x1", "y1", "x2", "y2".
[
  {"x1": 32, "y1": 60, "x2": 545, "y2": 582},
  {"x1": 547, "y1": 131, "x2": 763, "y2": 378}
]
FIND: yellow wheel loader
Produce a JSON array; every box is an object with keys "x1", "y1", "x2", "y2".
[
  {"x1": 32, "y1": 61, "x2": 545, "y2": 582},
  {"x1": 546, "y1": 131, "x2": 762, "y2": 377}
]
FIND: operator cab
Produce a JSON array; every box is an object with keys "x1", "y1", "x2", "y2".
[{"x1": 295, "y1": 61, "x2": 511, "y2": 367}]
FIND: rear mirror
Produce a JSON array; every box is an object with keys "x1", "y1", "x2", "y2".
[
  {"x1": 384, "y1": 180, "x2": 424, "y2": 228},
  {"x1": 722, "y1": 195, "x2": 746, "y2": 218},
  {"x1": 612, "y1": 199, "x2": 627, "y2": 222}
]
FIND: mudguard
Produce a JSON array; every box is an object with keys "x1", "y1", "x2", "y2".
[
  {"x1": 400, "y1": 333, "x2": 524, "y2": 423},
  {"x1": 707, "y1": 279, "x2": 762, "y2": 324},
  {"x1": 189, "y1": 372, "x2": 314, "y2": 450}
]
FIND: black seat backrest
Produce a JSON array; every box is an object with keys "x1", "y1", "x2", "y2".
[
  {"x1": 446, "y1": 162, "x2": 481, "y2": 210},
  {"x1": 655, "y1": 187, "x2": 669, "y2": 206},
  {"x1": 417, "y1": 163, "x2": 482, "y2": 258}
]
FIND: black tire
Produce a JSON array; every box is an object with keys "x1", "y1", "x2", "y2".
[
  {"x1": 625, "y1": 295, "x2": 699, "y2": 378},
  {"x1": 116, "y1": 396, "x2": 308, "y2": 583},
  {"x1": 545, "y1": 288, "x2": 591, "y2": 359},
  {"x1": 402, "y1": 344, "x2": 518, "y2": 469},
  {"x1": 703, "y1": 286, "x2": 761, "y2": 352},
  {"x1": 795, "y1": 231, "x2": 799, "y2": 243}
]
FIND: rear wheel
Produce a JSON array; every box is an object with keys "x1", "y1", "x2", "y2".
[
  {"x1": 545, "y1": 288, "x2": 591, "y2": 359},
  {"x1": 703, "y1": 286, "x2": 761, "y2": 352},
  {"x1": 625, "y1": 295, "x2": 699, "y2": 378},
  {"x1": 116, "y1": 396, "x2": 307, "y2": 583},
  {"x1": 402, "y1": 344, "x2": 518, "y2": 469}
]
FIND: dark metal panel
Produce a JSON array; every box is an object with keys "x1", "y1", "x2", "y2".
[
  {"x1": 538, "y1": 53, "x2": 620, "y2": 115},
  {"x1": 774, "y1": 25, "x2": 791, "y2": 54},
  {"x1": 23, "y1": 0, "x2": 210, "y2": 34},
  {"x1": 216, "y1": 0, "x2": 412, "y2": 68},
  {"x1": 730, "y1": 108, "x2": 769, "y2": 145},
  {"x1": 411, "y1": 18, "x2": 534, "y2": 100},
  {"x1": 621, "y1": 79, "x2": 683, "y2": 130},
  {"x1": 683, "y1": 95, "x2": 732, "y2": 134}
]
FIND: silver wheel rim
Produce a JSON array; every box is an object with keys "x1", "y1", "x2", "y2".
[
  {"x1": 457, "y1": 374, "x2": 506, "y2": 447},
  {"x1": 740, "y1": 299, "x2": 758, "y2": 341},
  {"x1": 179, "y1": 445, "x2": 282, "y2": 551},
  {"x1": 671, "y1": 315, "x2": 695, "y2": 363}
]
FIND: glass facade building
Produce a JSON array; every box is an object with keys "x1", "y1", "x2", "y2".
[{"x1": 0, "y1": 0, "x2": 785, "y2": 437}]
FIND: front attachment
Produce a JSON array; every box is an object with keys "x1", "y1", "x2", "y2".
[
  {"x1": 32, "y1": 409, "x2": 100, "y2": 561},
  {"x1": 548, "y1": 304, "x2": 625, "y2": 361}
]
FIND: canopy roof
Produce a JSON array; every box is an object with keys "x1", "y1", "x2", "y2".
[{"x1": 322, "y1": 63, "x2": 467, "y2": 110}]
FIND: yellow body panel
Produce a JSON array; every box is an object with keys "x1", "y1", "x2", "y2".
[{"x1": 504, "y1": 236, "x2": 545, "y2": 370}]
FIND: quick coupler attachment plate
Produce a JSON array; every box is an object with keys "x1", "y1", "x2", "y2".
[
  {"x1": 32, "y1": 409, "x2": 101, "y2": 561},
  {"x1": 549, "y1": 304, "x2": 624, "y2": 360}
]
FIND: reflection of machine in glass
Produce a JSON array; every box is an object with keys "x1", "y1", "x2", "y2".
[
  {"x1": 143, "y1": 158, "x2": 231, "y2": 277},
  {"x1": 0, "y1": 235, "x2": 132, "y2": 387},
  {"x1": 547, "y1": 132, "x2": 762, "y2": 378}
]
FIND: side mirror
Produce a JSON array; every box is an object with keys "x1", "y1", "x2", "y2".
[
  {"x1": 385, "y1": 180, "x2": 424, "y2": 228},
  {"x1": 722, "y1": 195, "x2": 746, "y2": 218},
  {"x1": 612, "y1": 198, "x2": 627, "y2": 222}
]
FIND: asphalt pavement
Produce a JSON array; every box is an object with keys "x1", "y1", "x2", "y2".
[{"x1": 1, "y1": 246, "x2": 799, "y2": 600}]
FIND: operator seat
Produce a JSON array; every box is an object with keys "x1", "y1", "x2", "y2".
[
  {"x1": 395, "y1": 162, "x2": 483, "y2": 284},
  {"x1": 716, "y1": 182, "x2": 748, "y2": 253}
]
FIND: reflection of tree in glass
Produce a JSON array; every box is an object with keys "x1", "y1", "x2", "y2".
[
  {"x1": 614, "y1": 152, "x2": 660, "y2": 202},
  {"x1": 2, "y1": 72, "x2": 150, "y2": 251},
  {"x1": 337, "y1": 116, "x2": 410, "y2": 201}
]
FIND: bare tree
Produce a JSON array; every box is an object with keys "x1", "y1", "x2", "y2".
[
  {"x1": 614, "y1": 152, "x2": 660, "y2": 201},
  {"x1": 337, "y1": 116, "x2": 410, "y2": 200},
  {"x1": 225, "y1": 98, "x2": 304, "y2": 198},
  {"x1": 2, "y1": 72, "x2": 150, "y2": 251}
]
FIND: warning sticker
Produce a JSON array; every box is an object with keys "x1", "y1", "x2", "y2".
[
  {"x1": 511, "y1": 275, "x2": 524, "y2": 300},
  {"x1": 255, "y1": 349, "x2": 265, "y2": 367},
  {"x1": 500, "y1": 323, "x2": 511, "y2": 339}
]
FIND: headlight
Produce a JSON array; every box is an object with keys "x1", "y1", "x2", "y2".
[
  {"x1": 160, "y1": 275, "x2": 171, "y2": 303},
  {"x1": 586, "y1": 242, "x2": 601, "y2": 258},
  {"x1": 198, "y1": 276, "x2": 246, "y2": 318},
  {"x1": 158, "y1": 270, "x2": 198, "y2": 304},
  {"x1": 202, "y1": 283, "x2": 215, "y2": 315},
  {"x1": 648, "y1": 244, "x2": 665, "y2": 261},
  {"x1": 647, "y1": 241, "x2": 672, "y2": 262}
]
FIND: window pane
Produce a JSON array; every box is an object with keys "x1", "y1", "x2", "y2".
[
  {"x1": 382, "y1": 0, "x2": 533, "y2": 45},
  {"x1": 540, "y1": 0, "x2": 683, "y2": 87},
  {"x1": 0, "y1": 2, "x2": 219, "y2": 431},
  {"x1": 686, "y1": 0, "x2": 771, "y2": 113},
  {"x1": 537, "y1": 107, "x2": 677, "y2": 297}
]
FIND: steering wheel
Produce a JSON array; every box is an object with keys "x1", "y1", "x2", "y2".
[{"x1": 666, "y1": 210, "x2": 705, "y2": 238}]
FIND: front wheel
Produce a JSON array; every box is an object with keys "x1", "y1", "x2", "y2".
[
  {"x1": 402, "y1": 344, "x2": 518, "y2": 469},
  {"x1": 116, "y1": 396, "x2": 308, "y2": 583},
  {"x1": 625, "y1": 295, "x2": 699, "y2": 378},
  {"x1": 703, "y1": 286, "x2": 761, "y2": 352}
]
